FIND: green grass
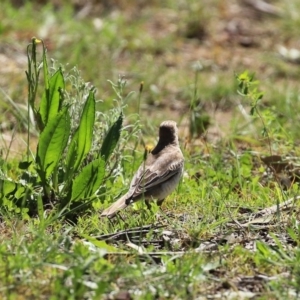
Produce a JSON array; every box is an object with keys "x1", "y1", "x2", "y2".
[{"x1": 2, "y1": 0, "x2": 300, "y2": 299}]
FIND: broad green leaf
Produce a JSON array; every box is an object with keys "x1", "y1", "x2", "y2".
[
  {"x1": 47, "y1": 68, "x2": 65, "y2": 122},
  {"x1": 100, "y1": 113, "x2": 123, "y2": 162},
  {"x1": 40, "y1": 68, "x2": 65, "y2": 127},
  {"x1": 71, "y1": 157, "x2": 105, "y2": 201},
  {"x1": 37, "y1": 107, "x2": 70, "y2": 179},
  {"x1": 74, "y1": 90, "x2": 95, "y2": 172},
  {"x1": 0, "y1": 179, "x2": 16, "y2": 198},
  {"x1": 65, "y1": 90, "x2": 95, "y2": 178},
  {"x1": 14, "y1": 185, "x2": 27, "y2": 199},
  {"x1": 64, "y1": 129, "x2": 79, "y2": 177}
]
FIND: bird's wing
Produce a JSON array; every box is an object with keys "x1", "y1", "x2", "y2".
[{"x1": 128, "y1": 155, "x2": 184, "y2": 199}]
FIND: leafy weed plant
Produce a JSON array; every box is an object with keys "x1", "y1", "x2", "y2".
[{"x1": 0, "y1": 38, "x2": 141, "y2": 220}]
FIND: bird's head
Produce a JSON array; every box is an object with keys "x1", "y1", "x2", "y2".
[{"x1": 159, "y1": 120, "x2": 178, "y2": 142}]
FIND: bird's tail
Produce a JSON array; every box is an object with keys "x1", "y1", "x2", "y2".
[{"x1": 101, "y1": 194, "x2": 128, "y2": 218}]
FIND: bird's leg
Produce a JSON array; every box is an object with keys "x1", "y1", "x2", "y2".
[
  {"x1": 107, "y1": 212, "x2": 128, "y2": 226},
  {"x1": 156, "y1": 199, "x2": 165, "y2": 207},
  {"x1": 145, "y1": 200, "x2": 152, "y2": 210},
  {"x1": 145, "y1": 199, "x2": 165, "y2": 210},
  {"x1": 117, "y1": 213, "x2": 128, "y2": 225},
  {"x1": 145, "y1": 199, "x2": 165, "y2": 217}
]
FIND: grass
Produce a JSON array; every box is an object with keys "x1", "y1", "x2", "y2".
[{"x1": 2, "y1": 0, "x2": 300, "y2": 299}]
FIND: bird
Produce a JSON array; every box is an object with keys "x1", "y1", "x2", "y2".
[{"x1": 101, "y1": 120, "x2": 184, "y2": 218}]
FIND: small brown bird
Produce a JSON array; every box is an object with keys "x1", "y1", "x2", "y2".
[{"x1": 101, "y1": 120, "x2": 184, "y2": 218}]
